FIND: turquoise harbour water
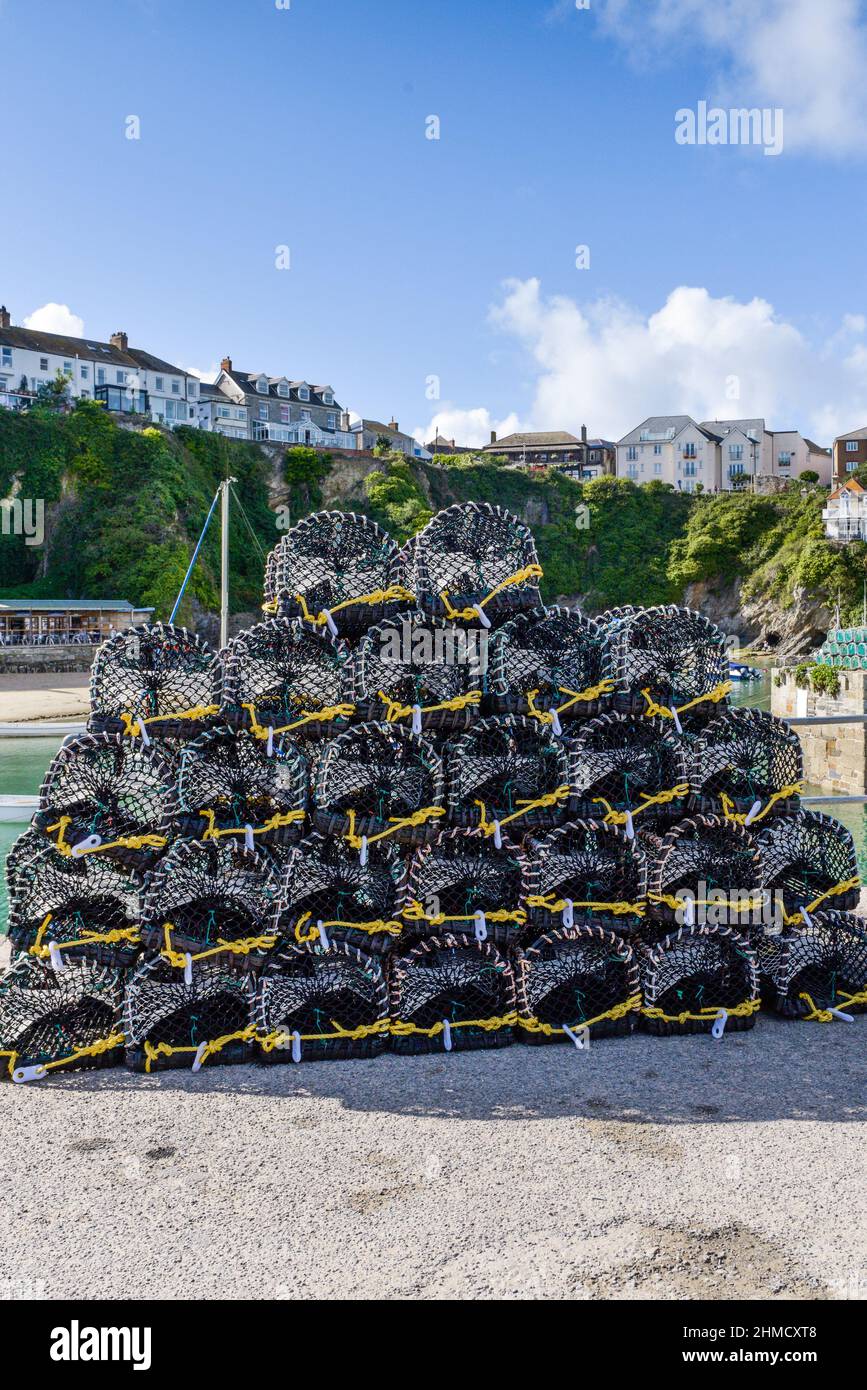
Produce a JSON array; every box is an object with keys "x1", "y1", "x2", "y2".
[{"x1": 1, "y1": 674, "x2": 866, "y2": 931}]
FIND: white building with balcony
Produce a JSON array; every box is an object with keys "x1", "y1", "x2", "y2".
[
  {"x1": 616, "y1": 414, "x2": 831, "y2": 491},
  {"x1": 616, "y1": 416, "x2": 721, "y2": 492},
  {"x1": 823, "y1": 479, "x2": 867, "y2": 542}
]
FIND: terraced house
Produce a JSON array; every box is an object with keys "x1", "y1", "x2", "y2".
[
  {"x1": 616, "y1": 414, "x2": 831, "y2": 490},
  {"x1": 209, "y1": 357, "x2": 356, "y2": 448}
]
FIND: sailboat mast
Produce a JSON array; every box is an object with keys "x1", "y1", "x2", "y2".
[{"x1": 220, "y1": 477, "x2": 235, "y2": 649}]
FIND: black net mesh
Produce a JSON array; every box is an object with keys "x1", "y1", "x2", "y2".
[
  {"x1": 256, "y1": 941, "x2": 390, "y2": 1061},
  {"x1": 88, "y1": 622, "x2": 218, "y2": 740},
  {"x1": 263, "y1": 510, "x2": 405, "y2": 638},
  {"x1": 568, "y1": 713, "x2": 688, "y2": 826},
  {"x1": 218, "y1": 617, "x2": 354, "y2": 741},
  {"x1": 167, "y1": 726, "x2": 308, "y2": 846},
  {"x1": 487, "y1": 607, "x2": 612, "y2": 723},
  {"x1": 754, "y1": 911, "x2": 867, "y2": 1018},
  {"x1": 140, "y1": 838, "x2": 281, "y2": 969},
  {"x1": 754, "y1": 810, "x2": 860, "y2": 923},
  {"x1": 271, "y1": 831, "x2": 406, "y2": 957},
  {"x1": 124, "y1": 954, "x2": 256, "y2": 1072},
  {"x1": 445, "y1": 715, "x2": 571, "y2": 834},
  {"x1": 35, "y1": 733, "x2": 175, "y2": 872},
  {"x1": 639, "y1": 924, "x2": 759, "y2": 1035},
  {"x1": 4, "y1": 827, "x2": 62, "y2": 908},
  {"x1": 524, "y1": 820, "x2": 648, "y2": 937},
  {"x1": 0, "y1": 954, "x2": 125, "y2": 1080},
  {"x1": 646, "y1": 815, "x2": 763, "y2": 928},
  {"x1": 602, "y1": 604, "x2": 730, "y2": 725},
  {"x1": 389, "y1": 935, "x2": 516, "y2": 1054},
  {"x1": 402, "y1": 828, "x2": 530, "y2": 949},
  {"x1": 7, "y1": 849, "x2": 141, "y2": 968},
  {"x1": 312, "y1": 721, "x2": 444, "y2": 845},
  {"x1": 407, "y1": 503, "x2": 541, "y2": 625},
  {"x1": 352, "y1": 610, "x2": 483, "y2": 730},
  {"x1": 515, "y1": 926, "x2": 640, "y2": 1043},
  {"x1": 688, "y1": 708, "x2": 802, "y2": 819}
]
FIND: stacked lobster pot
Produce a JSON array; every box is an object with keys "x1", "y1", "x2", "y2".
[{"x1": 1, "y1": 503, "x2": 866, "y2": 1083}]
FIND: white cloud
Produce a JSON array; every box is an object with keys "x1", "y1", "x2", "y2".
[
  {"x1": 181, "y1": 360, "x2": 221, "y2": 383},
  {"x1": 421, "y1": 278, "x2": 867, "y2": 446},
  {"x1": 414, "y1": 406, "x2": 523, "y2": 450},
  {"x1": 597, "y1": 0, "x2": 867, "y2": 156},
  {"x1": 23, "y1": 303, "x2": 84, "y2": 336}
]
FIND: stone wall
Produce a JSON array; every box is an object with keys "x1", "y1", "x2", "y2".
[
  {"x1": 771, "y1": 666, "x2": 867, "y2": 794},
  {"x1": 0, "y1": 645, "x2": 97, "y2": 674}
]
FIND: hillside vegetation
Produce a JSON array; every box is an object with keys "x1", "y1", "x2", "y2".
[{"x1": 1, "y1": 405, "x2": 864, "y2": 643}]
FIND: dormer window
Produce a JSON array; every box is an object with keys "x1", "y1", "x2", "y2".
[
  {"x1": 322, "y1": 392, "x2": 333, "y2": 405},
  {"x1": 298, "y1": 386, "x2": 310, "y2": 402},
  {"x1": 256, "y1": 377, "x2": 269, "y2": 394},
  {"x1": 277, "y1": 382, "x2": 289, "y2": 397}
]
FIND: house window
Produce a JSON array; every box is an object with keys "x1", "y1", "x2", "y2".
[
  {"x1": 218, "y1": 406, "x2": 231, "y2": 419},
  {"x1": 298, "y1": 386, "x2": 310, "y2": 401},
  {"x1": 654, "y1": 461, "x2": 662, "y2": 475},
  {"x1": 277, "y1": 383, "x2": 289, "y2": 397},
  {"x1": 280, "y1": 405, "x2": 290, "y2": 423},
  {"x1": 847, "y1": 440, "x2": 859, "y2": 452},
  {"x1": 653, "y1": 444, "x2": 661, "y2": 455},
  {"x1": 172, "y1": 380, "x2": 180, "y2": 394},
  {"x1": 259, "y1": 405, "x2": 268, "y2": 421},
  {"x1": 80, "y1": 365, "x2": 88, "y2": 380},
  {"x1": 39, "y1": 357, "x2": 49, "y2": 371},
  {"x1": 256, "y1": 378, "x2": 268, "y2": 394},
  {"x1": 187, "y1": 380, "x2": 197, "y2": 396},
  {"x1": 80, "y1": 389, "x2": 90, "y2": 399},
  {"x1": 301, "y1": 409, "x2": 311, "y2": 421},
  {"x1": 0, "y1": 348, "x2": 11, "y2": 369},
  {"x1": 729, "y1": 462, "x2": 744, "y2": 476},
  {"x1": 155, "y1": 376, "x2": 164, "y2": 392},
  {"x1": 626, "y1": 464, "x2": 638, "y2": 479},
  {"x1": 626, "y1": 446, "x2": 637, "y2": 461},
  {"x1": 847, "y1": 459, "x2": 858, "y2": 473},
  {"x1": 96, "y1": 368, "x2": 106, "y2": 385},
  {"x1": 63, "y1": 360, "x2": 73, "y2": 376},
  {"x1": 683, "y1": 461, "x2": 696, "y2": 477},
  {"x1": 323, "y1": 392, "x2": 333, "y2": 405},
  {"x1": 682, "y1": 443, "x2": 697, "y2": 459},
  {"x1": 327, "y1": 413, "x2": 336, "y2": 430},
  {"x1": 778, "y1": 451, "x2": 791, "y2": 466},
  {"x1": 729, "y1": 445, "x2": 743, "y2": 461},
  {"x1": 116, "y1": 370, "x2": 125, "y2": 385}
]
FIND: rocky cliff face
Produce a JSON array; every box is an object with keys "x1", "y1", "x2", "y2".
[{"x1": 684, "y1": 577, "x2": 831, "y2": 656}]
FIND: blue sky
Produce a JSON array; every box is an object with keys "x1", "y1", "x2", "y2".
[{"x1": 3, "y1": 0, "x2": 867, "y2": 443}]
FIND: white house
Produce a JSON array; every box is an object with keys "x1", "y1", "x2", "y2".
[
  {"x1": 204, "y1": 359, "x2": 358, "y2": 448},
  {"x1": 616, "y1": 414, "x2": 831, "y2": 491},
  {"x1": 197, "y1": 383, "x2": 248, "y2": 440},
  {"x1": 616, "y1": 416, "x2": 721, "y2": 492},
  {"x1": 701, "y1": 419, "x2": 831, "y2": 488},
  {"x1": 0, "y1": 306, "x2": 200, "y2": 428},
  {"x1": 823, "y1": 479, "x2": 867, "y2": 541}
]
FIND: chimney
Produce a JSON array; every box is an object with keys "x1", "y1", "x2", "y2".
[
  {"x1": 490, "y1": 430, "x2": 497, "y2": 444},
  {"x1": 388, "y1": 417, "x2": 399, "y2": 432},
  {"x1": 340, "y1": 410, "x2": 350, "y2": 431},
  {"x1": 581, "y1": 424, "x2": 587, "y2": 443},
  {"x1": 450, "y1": 438, "x2": 455, "y2": 448},
  {"x1": 0, "y1": 306, "x2": 10, "y2": 330},
  {"x1": 221, "y1": 356, "x2": 233, "y2": 373},
  {"x1": 110, "y1": 331, "x2": 128, "y2": 352}
]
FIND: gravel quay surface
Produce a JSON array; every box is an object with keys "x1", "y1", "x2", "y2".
[{"x1": 0, "y1": 1017, "x2": 863, "y2": 1301}]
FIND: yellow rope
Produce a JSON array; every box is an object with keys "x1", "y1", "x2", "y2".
[
  {"x1": 295, "y1": 585, "x2": 416, "y2": 628},
  {"x1": 160, "y1": 923, "x2": 277, "y2": 968},
  {"x1": 376, "y1": 690, "x2": 482, "y2": 723},
  {"x1": 519, "y1": 994, "x2": 641, "y2": 1036},
  {"x1": 27, "y1": 914, "x2": 141, "y2": 960},
  {"x1": 641, "y1": 998, "x2": 760, "y2": 1025},
  {"x1": 646, "y1": 890, "x2": 767, "y2": 914},
  {"x1": 198, "y1": 807, "x2": 305, "y2": 841},
  {"x1": 143, "y1": 1024, "x2": 257, "y2": 1073},
  {"x1": 390, "y1": 1011, "x2": 518, "y2": 1038},
  {"x1": 782, "y1": 876, "x2": 861, "y2": 926},
  {"x1": 401, "y1": 900, "x2": 527, "y2": 926},
  {"x1": 4, "y1": 1032, "x2": 126, "y2": 1080},
  {"x1": 720, "y1": 784, "x2": 804, "y2": 826},
  {"x1": 343, "y1": 805, "x2": 445, "y2": 849},
  {"x1": 526, "y1": 893, "x2": 646, "y2": 917},
  {"x1": 640, "y1": 681, "x2": 731, "y2": 722},
  {"x1": 293, "y1": 911, "x2": 403, "y2": 943},
  {"x1": 47, "y1": 816, "x2": 166, "y2": 858},
  {"x1": 591, "y1": 783, "x2": 689, "y2": 826},
  {"x1": 119, "y1": 705, "x2": 218, "y2": 737},
  {"x1": 475, "y1": 784, "x2": 571, "y2": 837},
  {"x1": 439, "y1": 563, "x2": 543, "y2": 622},
  {"x1": 526, "y1": 679, "x2": 616, "y2": 724},
  {"x1": 243, "y1": 700, "x2": 355, "y2": 739},
  {"x1": 798, "y1": 988, "x2": 867, "y2": 1023},
  {"x1": 259, "y1": 1018, "x2": 391, "y2": 1051}
]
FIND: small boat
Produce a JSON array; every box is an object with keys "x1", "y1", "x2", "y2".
[
  {"x1": 0, "y1": 794, "x2": 38, "y2": 822},
  {"x1": 728, "y1": 662, "x2": 763, "y2": 682}
]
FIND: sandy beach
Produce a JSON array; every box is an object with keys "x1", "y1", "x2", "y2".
[{"x1": 0, "y1": 672, "x2": 90, "y2": 722}]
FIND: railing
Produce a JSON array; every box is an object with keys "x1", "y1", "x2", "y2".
[{"x1": 0, "y1": 632, "x2": 101, "y2": 647}]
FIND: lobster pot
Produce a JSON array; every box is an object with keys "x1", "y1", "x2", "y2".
[
  {"x1": 4, "y1": 828, "x2": 67, "y2": 911},
  {"x1": 124, "y1": 955, "x2": 256, "y2": 1072},
  {"x1": 218, "y1": 617, "x2": 353, "y2": 741},
  {"x1": 602, "y1": 604, "x2": 729, "y2": 726},
  {"x1": 88, "y1": 623, "x2": 218, "y2": 741},
  {"x1": 401, "y1": 828, "x2": 530, "y2": 950},
  {"x1": 754, "y1": 810, "x2": 860, "y2": 924},
  {"x1": 256, "y1": 941, "x2": 390, "y2": 1062},
  {"x1": 0, "y1": 955, "x2": 125, "y2": 1082},
  {"x1": 755, "y1": 912, "x2": 867, "y2": 1019},
  {"x1": 515, "y1": 926, "x2": 640, "y2": 1044},
  {"x1": 389, "y1": 935, "x2": 516, "y2": 1055},
  {"x1": 7, "y1": 847, "x2": 141, "y2": 969},
  {"x1": 445, "y1": 715, "x2": 571, "y2": 836},
  {"x1": 312, "y1": 722, "x2": 444, "y2": 846},
  {"x1": 639, "y1": 925, "x2": 759, "y2": 1036},
  {"x1": 166, "y1": 726, "x2": 308, "y2": 847},
  {"x1": 567, "y1": 713, "x2": 688, "y2": 827},
  {"x1": 263, "y1": 511, "x2": 404, "y2": 640},
  {"x1": 524, "y1": 820, "x2": 648, "y2": 939},
  {"x1": 645, "y1": 815, "x2": 763, "y2": 931},
  {"x1": 271, "y1": 831, "x2": 407, "y2": 957},
  {"x1": 687, "y1": 708, "x2": 802, "y2": 820},
  {"x1": 406, "y1": 503, "x2": 541, "y2": 626},
  {"x1": 487, "y1": 606, "x2": 611, "y2": 723},
  {"x1": 139, "y1": 838, "x2": 280, "y2": 971},
  {"x1": 352, "y1": 610, "x2": 483, "y2": 731},
  {"x1": 34, "y1": 733, "x2": 176, "y2": 873}
]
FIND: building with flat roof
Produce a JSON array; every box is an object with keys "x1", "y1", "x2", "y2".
[{"x1": 0, "y1": 598, "x2": 153, "y2": 645}]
